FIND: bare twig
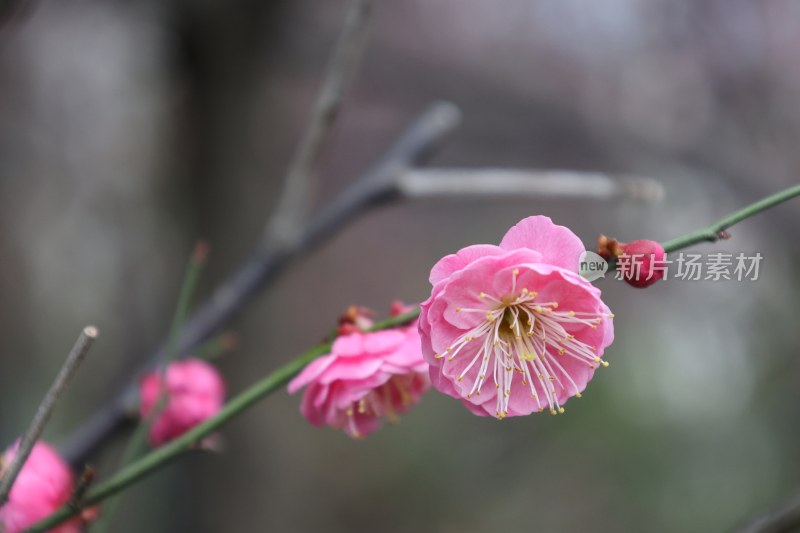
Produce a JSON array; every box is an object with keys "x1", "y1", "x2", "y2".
[
  {"x1": 264, "y1": 0, "x2": 376, "y2": 250},
  {"x1": 737, "y1": 493, "x2": 800, "y2": 533},
  {"x1": 0, "y1": 326, "x2": 97, "y2": 505},
  {"x1": 398, "y1": 168, "x2": 664, "y2": 202},
  {"x1": 61, "y1": 101, "x2": 462, "y2": 467}
]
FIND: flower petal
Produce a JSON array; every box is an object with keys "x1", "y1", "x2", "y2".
[{"x1": 499, "y1": 215, "x2": 585, "y2": 272}]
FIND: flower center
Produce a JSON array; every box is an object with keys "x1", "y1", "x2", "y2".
[
  {"x1": 343, "y1": 374, "x2": 419, "y2": 438},
  {"x1": 435, "y1": 269, "x2": 613, "y2": 419}
]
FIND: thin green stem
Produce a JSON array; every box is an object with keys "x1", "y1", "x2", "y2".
[
  {"x1": 195, "y1": 331, "x2": 238, "y2": 362},
  {"x1": 661, "y1": 184, "x2": 800, "y2": 253},
  {"x1": 26, "y1": 309, "x2": 419, "y2": 533},
  {"x1": 92, "y1": 244, "x2": 208, "y2": 532},
  {"x1": 164, "y1": 243, "x2": 210, "y2": 367}
]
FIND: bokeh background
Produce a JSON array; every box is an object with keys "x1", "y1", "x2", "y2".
[{"x1": 2, "y1": 1, "x2": 800, "y2": 532}]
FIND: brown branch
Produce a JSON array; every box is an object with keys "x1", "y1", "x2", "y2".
[
  {"x1": 60, "y1": 101, "x2": 462, "y2": 467},
  {"x1": 264, "y1": 0, "x2": 376, "y2": 250}
]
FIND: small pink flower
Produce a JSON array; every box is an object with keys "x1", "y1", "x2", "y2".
[
  {"x1": 288, "y1": 305, "x2": 429, "y2": 439},
  {"x1": 0, "y1": 441, "x2": 84, "y2": 533},
  {"x1": 139, "y1": 358, "x2": 226, "y2": 446},
  {"x1": 420, "y1": 216, "x2": 615, "y2": 418}
]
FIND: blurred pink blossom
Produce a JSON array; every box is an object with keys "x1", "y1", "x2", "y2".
[
  {"x1": 419, "y1": 216, "x2": 615, "y2": 418},
  {"x1": 0, "y1": 441, "x2": 84, "y2": 533},
  {"x1": 288, "y1": 305, "x2": 428, "y2": 439},
  {"x1": 139, "y1": 358, "x2": 226, "y2": 446}
]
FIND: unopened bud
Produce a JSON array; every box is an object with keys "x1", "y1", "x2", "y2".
[{"x1": 617, "y1": 240, "x2": 666, "y2": 288}]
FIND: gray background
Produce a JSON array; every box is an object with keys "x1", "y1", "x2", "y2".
[{"x1": 1, "y1": 1, "x2": 799, "y2": 531}]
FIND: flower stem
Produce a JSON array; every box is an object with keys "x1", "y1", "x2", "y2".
[
  {"x1": 92, "y1": 243, "x2": 208, "y2": 532},
  {"x1": 26, "y1": 309, "x2": 420, "y2": 532},
  {"x1": 661, "y1": 184, "x2": 800, "y2": 253}
]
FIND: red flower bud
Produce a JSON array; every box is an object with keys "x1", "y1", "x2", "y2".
[{"x1": 617, "y1": 240, "x2": 666, "y2": 288}]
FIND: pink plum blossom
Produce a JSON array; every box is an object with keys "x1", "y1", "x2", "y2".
[
  {"x1": 139, "y1": 358, "x2": 226, "y2": 446},
  {"x1": 288, "y1": 305, "x2": 429, "y2": 439},
  {"x1": 0, "y1": 441, "x2": 84, "y2": 533},
  {"x1": 419, "y1": 216, "x2": 615, "y2": 419}
]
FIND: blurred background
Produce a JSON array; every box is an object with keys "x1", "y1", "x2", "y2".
[{"x1": 1, "y1": 1, "x2": 800, "y2": 531}]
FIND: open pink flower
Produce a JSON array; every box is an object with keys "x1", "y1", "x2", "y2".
[
  {"x1": 0, "y1": 441, "x2": 84, "y2": 533},
  {"x1": 420, "y1": 216, "x2": 614, "y2": 419},
  {"x1": 288, "y1": 305, "x2": 429, "y2": 439},
  {"x1": 139, "y1": 358, "x2": 226, "y2": 446}
]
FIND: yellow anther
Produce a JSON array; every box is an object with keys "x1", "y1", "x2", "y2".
[
  {"x1": 550, "y1": 409, "x2": 557, "y2": 415},
  {"x1": 591, "y1": 325, "x2": 597, "y2": 330},
  {"x1": 457, "y1": 376, "x2": 463, "y2": 382},
  {"x1": 594, "y1": 357, "x2": 601, "y2": 363},
  {"x1": 455, "y1": 307, "x2": 462, "y2": 312},
  {"x1": 552, "y1": 302, "x2": 559, "y2": 308},
  {"x1": 608, "y1": 313, "x2": 615, "y2": 318},
  {"x1": 479, "y1": 292, "x2": 486, "y2": 299},
  {"x1": 576, "y1": 392, "x2": 582, "y2": 398},
  {"x1": 512, "y1": 268, "x2": 519, "y2": 276},
  {"x1": 601, "y1": 361, "x2": 610, "y2": 367},
  {"x1": 557, "y1": 407, "x2": 565, "y2": 414},
  {"x1": 568, "y1": 311, "x2": 575, "y2": 317}
]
